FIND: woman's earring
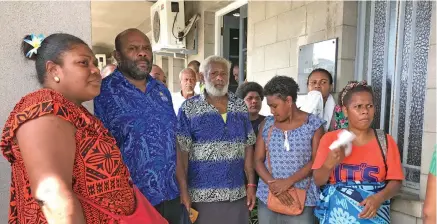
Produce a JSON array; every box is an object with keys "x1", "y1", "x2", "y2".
[{"x1": 54, "y1": 76, "x2": 60, "y2": 83}]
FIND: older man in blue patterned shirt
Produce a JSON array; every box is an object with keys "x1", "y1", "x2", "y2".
[
  {"x1": 94, "y1": 28, "x2": 181, "y2": 223},
  {"x1": 176, "y1": 55, "x2": 257, "y2": 224}
]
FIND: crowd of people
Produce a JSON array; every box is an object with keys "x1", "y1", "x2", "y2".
[{"x1": 0, "y1": 28, "x2": 435, "y2": 224}]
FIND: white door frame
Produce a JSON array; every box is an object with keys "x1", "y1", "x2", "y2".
[{"x1": 214, "y1": 0, "x2": 248, "y2": 56}]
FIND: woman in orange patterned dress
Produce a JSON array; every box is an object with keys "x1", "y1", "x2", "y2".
[{"x1": 0, "y1": 33, "x2": 138, "y2": 223}]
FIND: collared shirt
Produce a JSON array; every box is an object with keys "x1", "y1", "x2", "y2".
[
  {"x1": 94, "y1": 69, "x2": 179, "y2": 206},
  {"x1": 176, "y1": 91, "x2": 256, "y2": 203}
]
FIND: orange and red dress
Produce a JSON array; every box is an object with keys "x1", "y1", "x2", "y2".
[{"x1": 1, "y1": 89, "x2": 135, "y2": 223}]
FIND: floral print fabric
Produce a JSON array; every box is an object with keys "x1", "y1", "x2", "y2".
[
  {"x1": 1, "y1": 89, "x2": 135, "y2": 223},
  {"x1": 333, "y1": 105, "x2": 348, "y2": 130},
  {"x1": 315, "y1": 181, "x2": 390, "y2": 224}
]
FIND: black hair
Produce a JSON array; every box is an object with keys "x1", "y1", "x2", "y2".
[
  {"x1": 22, "y1": 33, "x2": 87, "y2": 84},
  {"x1": 264, "y1": 76, "x2": 300, "y2": 102},
  {"x1": 342, "y1": 85, "x2": 374, "y2": 107},
  {"x1": 188, "y1": 60, "x2": 200, "y2": 68},
  {"x1": 236, "y1": 82, "x2": 264, "y2": 101},
  {"x1": 307, "y1": 68, "x2": 333, "y2": 85}
]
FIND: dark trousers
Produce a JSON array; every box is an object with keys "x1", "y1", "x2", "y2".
[
  {"x1": 154, "y1": 197, "x2": 182, "y2": 224},
  {"x1": 192, "y1": 197, "x2": 248, "y2": 224}
]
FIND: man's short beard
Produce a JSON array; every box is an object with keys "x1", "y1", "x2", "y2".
[
  {"x1": 185, "y1": 89, "x2": 194, "y2": 95},
  {"x1": 183, "y1": 85, "x2": 194, "y2": 94},
  {"x1": 118, "y1": 53, "x2": 153, "y2": 80}
]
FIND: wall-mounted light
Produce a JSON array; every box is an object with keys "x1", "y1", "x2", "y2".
[
  {"x1": 233, "y1": 37, "x2": 239, "y2": 40},
  {"x1": 233, "y1": 12, "x2": 240, "y2": 17}
]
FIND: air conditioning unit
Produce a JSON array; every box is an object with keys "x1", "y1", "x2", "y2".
[{"x1": 150, "y1": 0, "x2": 186, "y2": 52}]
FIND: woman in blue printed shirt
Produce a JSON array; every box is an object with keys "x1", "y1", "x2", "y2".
[{"x1": 254, "y1": 76, "x2": 325, "y2": 224}]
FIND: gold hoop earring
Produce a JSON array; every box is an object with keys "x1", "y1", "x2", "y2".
[{"x1": 54, "y1": 76, "x2": 60, "y2": 83}]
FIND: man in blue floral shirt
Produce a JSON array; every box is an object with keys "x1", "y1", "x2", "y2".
[
  {"x1": 94, "y1": 28, "x2": 181, "y2": 223},
  {"x1": 176, "y1": 55, "x2": 257, "y2": 224}
]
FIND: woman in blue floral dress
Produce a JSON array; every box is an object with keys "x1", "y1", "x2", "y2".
[{"x1": 254, "y1": 76, "x2": 325, "y2": 224}]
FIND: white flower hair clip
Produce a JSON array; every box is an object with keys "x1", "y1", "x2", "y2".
[{"x1": 24, "y1": 34, "x2": 45, "y2": 58}]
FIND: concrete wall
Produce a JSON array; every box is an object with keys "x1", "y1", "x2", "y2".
[
  {"x1": 247, "y1": 1, "x2": 357, "y2": 114},
  {"x1": 0, "y1": 1, "x2": 92, "y2": 221},
  {"x1": 177, "y1": 1, "x2": 359, "y2": 94},
  {"x1": 247, "y1": 1, "x2": 357, "y2": 90},
  {"x1": 169, "y1": 58, "x2": 186, "y2": 92}
]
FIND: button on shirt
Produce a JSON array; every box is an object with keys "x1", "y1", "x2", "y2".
[
  {"x1": 176, "y1": 91, "x2": 256, "y2": 203},
  {"x1": 94, "y1": 70, "x2": 179, "y2": 206}
]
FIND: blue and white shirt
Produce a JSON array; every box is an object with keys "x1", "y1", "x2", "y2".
[
  {"x1": 256, "y1": 115, "x2": 325, "y2": 206},
  {"x1": 176, "y1": 91, "x2": 256, "y2": 202},
  {"x1": 94, "y1": 69, "x2": 179, "y2": 206}
]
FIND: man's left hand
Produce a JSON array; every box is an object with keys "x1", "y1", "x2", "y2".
[
  {"x1": 358, "y1": 194, "x2": 383, "y2": 219},
  {"x1": 246, "y1": 187, "x2": 256, "y2": 211}
]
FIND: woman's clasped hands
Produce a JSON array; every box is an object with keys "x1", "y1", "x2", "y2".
[{"x1": 268, "y1": 178, "x2": 295, "y2": 206}]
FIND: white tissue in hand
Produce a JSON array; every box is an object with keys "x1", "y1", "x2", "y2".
[{"x1": 329, "y1": 130, "x2": 356, "y2": 156}]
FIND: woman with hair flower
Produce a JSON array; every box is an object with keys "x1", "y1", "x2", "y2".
[{"x1": 1, "y1": 33, "x2": 166, "y2": 224}]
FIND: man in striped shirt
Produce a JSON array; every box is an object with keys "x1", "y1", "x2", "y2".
[{"x1": 176, "y1": 55, "x2": 256, "y2": 224}]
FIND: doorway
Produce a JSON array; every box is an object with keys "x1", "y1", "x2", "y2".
[{"x1": 214, "y1": 0, "x2": 248, "y2": 93}]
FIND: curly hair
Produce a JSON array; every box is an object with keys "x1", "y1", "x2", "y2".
[
  {"x1": 236, "y1": 82, "x2": 264, "y2": 101},
  {"x1": 264, "y1": 76, "x2": 300, "y2": 102}
]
